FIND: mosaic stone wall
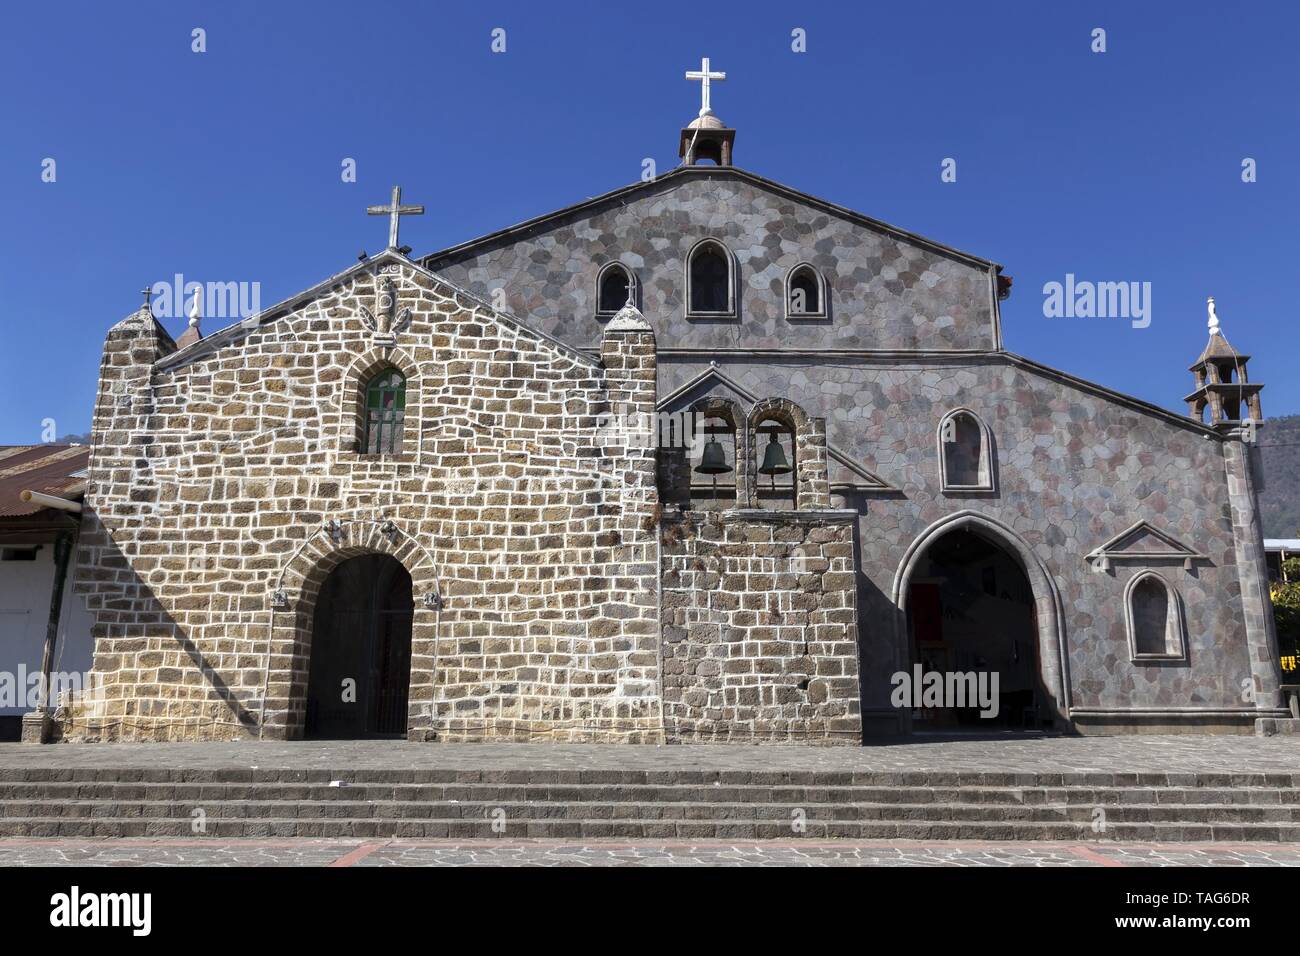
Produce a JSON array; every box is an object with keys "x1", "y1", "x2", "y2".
[
  {"x1": 424, "y1": 168, "x2": 999, "y2": 354},
  {"x1": 421, "y1": 162, "x2": 1283, "y2": 733},
  {"x1": 659, "y1": 354, "x2": 1275, "y2": 733}
]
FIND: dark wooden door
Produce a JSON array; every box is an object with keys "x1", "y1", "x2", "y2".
[{"x1": 305, "y1": 555, "x2": 413, "y2": 739}]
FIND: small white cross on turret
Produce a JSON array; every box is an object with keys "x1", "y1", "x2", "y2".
[
  {"x1": 367, "y1": 185, "x2": 425, "y2": 250},
  {"x1": 685, "y1": 56, "x2": 726, "y2": 117}
]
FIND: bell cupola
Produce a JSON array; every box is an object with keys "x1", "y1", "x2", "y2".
[
  {"x1": 679, "y1": 57, "x2": 735, "y2": 167},
  {"x1": 1185, "y1": 297, "x2": 1263, "y2": 428}
]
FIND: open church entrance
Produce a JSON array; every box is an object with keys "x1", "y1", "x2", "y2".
[
  {"x1": 305, "y1": 554, "x2": 413, "y2": 739},
  {"x1": 905, "y1": 528, "x2": 1050, "y2": 732}
]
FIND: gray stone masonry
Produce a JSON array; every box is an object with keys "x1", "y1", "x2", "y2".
[
  {"x1": 70, "y1": 254, "x2": 665, "y2": 743},
  {"x1": 661, "y1": 509, "x2": 861, "y2": 742},
  {"x1": 424, "y1": 163, "x2": 1286, "y2": 735},
  {"x1": 68, "y1": 153, "x2": 1287, "y2": 744}
]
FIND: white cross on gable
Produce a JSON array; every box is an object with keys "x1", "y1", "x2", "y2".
[{"x1": 685, "y1": 56, "x2": 726, "y2": 117}]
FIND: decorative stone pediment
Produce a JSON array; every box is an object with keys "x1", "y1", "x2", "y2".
[
  {"x1": 828, "y1": 447, "x2": 896, "y2": 492},
  {"x1": 658, "y1": 365, "x2": 752, "y2": 413},
  {"x1": 360, "y1": 264, "x2": 412, "y2": 345},
  {"x1": 1086, "y1": 521, "x2": 1207, "y2": 572}
]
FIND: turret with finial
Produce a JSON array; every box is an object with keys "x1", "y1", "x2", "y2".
[
  {"x1": 679, "y1": 56, "x2": 736, "y2": 167},
  {"x1": 1185, "y1": 295, "x2": 1263, "y2": 428}
]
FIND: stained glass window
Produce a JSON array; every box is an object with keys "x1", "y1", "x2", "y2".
[{"x1": 363, "y1": 369, "x2": 406, "y2": 455}]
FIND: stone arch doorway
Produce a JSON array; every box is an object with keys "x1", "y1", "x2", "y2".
[
  {"x1": 892, "y1": 511, "x2": 1070, "y2": 733},
  {"x1": 304, "y1": 553, "x2": 414, "y2": 739}
]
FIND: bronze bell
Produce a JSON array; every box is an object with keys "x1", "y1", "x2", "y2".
[
  {"x1": 758, "y1": 432, "x2": 792, "y2": 477},
  {"x1": 695, "y1": 436, "x2": 732, "y2": 475}
]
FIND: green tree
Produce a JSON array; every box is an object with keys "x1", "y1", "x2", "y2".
[{"x1": 1272, "y1": 557, "x2": 1300, "y2": 680}]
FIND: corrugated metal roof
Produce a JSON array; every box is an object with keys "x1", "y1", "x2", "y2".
[{"x1": 0, "y1": 444, "x2": 90, "y2": 517}]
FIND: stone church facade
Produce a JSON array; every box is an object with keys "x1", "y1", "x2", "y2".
[{"x1": 56, "y1": 106, "x2": 1285, "y2": 744}]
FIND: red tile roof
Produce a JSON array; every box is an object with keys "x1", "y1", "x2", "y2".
[{"x1": 0, "y1": 445, "x2": 91, "y2": 517}]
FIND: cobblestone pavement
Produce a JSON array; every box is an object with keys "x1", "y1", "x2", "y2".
[
  {"x1": 0, "y1": 839, "x2": 1297, "y2": 866},
  {"x1": 2, "y1": 735, "x2": 1298, "y2": 775}
]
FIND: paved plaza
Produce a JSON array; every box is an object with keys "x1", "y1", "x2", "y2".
[
  {"x1": 0, "y1": 837, "x2": 1297, "y2": 867},
  {"x1": 1, "y1": 734, "x2": 1298, "y2": 776}
]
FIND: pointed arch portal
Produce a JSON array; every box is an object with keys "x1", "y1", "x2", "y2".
[{"x1": 892, "y1": 511, "x2": 1070, "y2": 732}]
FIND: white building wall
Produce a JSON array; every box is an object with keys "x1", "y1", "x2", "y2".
[{"x1": 0, "y1": 541, "x2": 94, "y2": 716}]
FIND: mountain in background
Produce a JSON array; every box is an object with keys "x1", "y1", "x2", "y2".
[{"x1": 1259, "y1": 415, "x2": 1300, "y2": 539}]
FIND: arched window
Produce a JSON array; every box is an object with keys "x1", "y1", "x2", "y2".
[
  {"x1": 686, "y1": 239, "x2": 735, "y2": 317},
  {"x1": 596, "y1": 262, "x2": 635, "y2": 315},
  {"x1": 938, "y1": 409, "x2": 994, "y2": 492},
  {"x1": 786, "y1": 264, "x2": 826, "y2": 319},
  {"x1": 1125, "y1": 572, "x2": 1187, "y2": 660},
  {"x1": 362, "y1": 368, "x2": 406, "y2": 455}
]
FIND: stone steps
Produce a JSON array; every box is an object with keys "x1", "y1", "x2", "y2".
[
  {"x1": 1, "y1": 782, "x2": 1296, "y2": 805},
  {"x1": 0, "y1": 765, "x2": 1296, "y2": 841},
  {"x1": 4, "y1": 798, "x2": 1300, "y2": 825},
  {"x1": 2, "y1": 768, "x2": 1296, "y2": 787}
]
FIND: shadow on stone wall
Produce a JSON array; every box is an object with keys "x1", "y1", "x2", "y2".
[
  {"x1": 63, "y1": 510, "x2": 261, "y2": 741},
  {"x1": 834, "y1": 490, "x2": 906, "y2": 738}
]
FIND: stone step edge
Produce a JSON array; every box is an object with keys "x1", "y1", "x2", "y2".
[
  {"x1": 5, "y1": 804, "x2": 1295, "y2": 819},
  {"x1": 3, "y1": 789, "x2": 1296, "y2": 806},
  {"x1": 0, "y1": 819, "x2": 1294, "y2": 841},
  {"x1": 2, "y1": 806, "x2": 1289, "y2": 822},
  {"x1": 4, "y1": 798, "x2": 1298, "y2": 815},
  {"x1": 0, "y1": 792, "x2": 1294, "y2": 810},
  {"x1": 2, "y1": 769, "x2": 1297, "y2": 787},
  {"x1": 6, "y1": 780, "x2": 1297, "y2": 789},
  {"x1": 2, "y1": 780, "x2": 1300, "y2": 790}
]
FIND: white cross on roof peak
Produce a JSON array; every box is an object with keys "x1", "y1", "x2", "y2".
[{"x1": 685, "y1": 57, "x2": 726, "y2": 117}]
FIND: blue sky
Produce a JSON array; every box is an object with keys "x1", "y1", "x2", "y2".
[{"x1": 2, "y1": 0, "x2": 1297, "y2": 441}]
